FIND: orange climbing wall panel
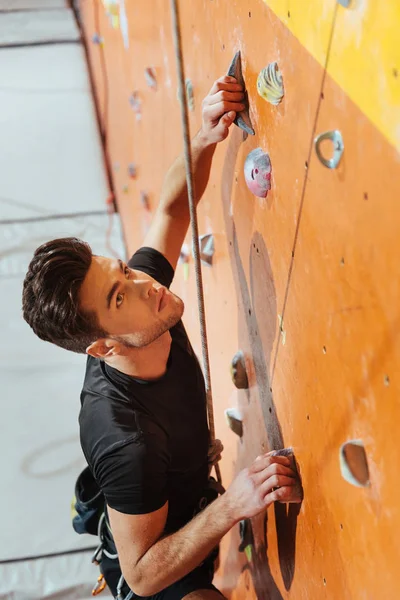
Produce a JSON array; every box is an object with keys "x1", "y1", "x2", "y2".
[{"x1": 80, "y1": 0, "x2": 400, "y2": 598}]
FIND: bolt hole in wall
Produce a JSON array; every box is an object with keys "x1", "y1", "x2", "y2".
[
  {"x1": 306, "y1": 415, "x2": 310, "y2": 421},
  {"x1": 393, "y1": 67, "x2": 398, "y2": 78},
  {"x1": 364, "y1": 192, "x2": 369, "y2": 200},
  {"x1": 323, "y1": 346, "x2": 327, "y2": 354},
  {"x1": 384, "y1": 375, "x2": 390, "y2": 386},
  {"x1": 323, "y1": 578, "x2": 327, "y2": 586}
]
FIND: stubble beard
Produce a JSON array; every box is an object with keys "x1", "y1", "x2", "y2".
[{"x1": 115, "y1": 293, "x2": 184, "y2": 349}]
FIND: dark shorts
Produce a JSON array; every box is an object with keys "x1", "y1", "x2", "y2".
[{"x1": 101, "y1": 550, "x2": 223, "y2": 600}]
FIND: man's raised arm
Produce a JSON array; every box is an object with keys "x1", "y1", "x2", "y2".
[{"x1": 142, "y1": 75, "x2": 245, "y2": 270}]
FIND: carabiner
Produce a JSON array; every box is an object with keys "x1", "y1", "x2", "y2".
[{"x1": 92, "y1": 574, "x2": 107, "y2": 596}]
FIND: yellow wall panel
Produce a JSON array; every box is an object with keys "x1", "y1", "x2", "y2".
[{"x1": 264, "y1": 0, "x2": 400, "y2": 150}]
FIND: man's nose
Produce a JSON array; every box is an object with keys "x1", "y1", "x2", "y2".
[{"x1": 137, "y1": 280, "x2": 158, "y2": 298}]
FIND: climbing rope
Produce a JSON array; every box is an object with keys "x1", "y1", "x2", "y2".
[{"x1": 170, "y1": 0, "x2": 221, "y2": 485}]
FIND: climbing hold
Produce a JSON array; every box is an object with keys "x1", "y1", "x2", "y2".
[
  {"x1": 140, "y1": 191, "x2": 150, "y2": 210},
  {"x1": 244, "y1": 148, "x2": 272, "y2": 198},
  {"x1": 186, "y1": 79, "x2": 195, "y2": 111},
  {"x1": 227, "y1": 51, "x2": 255, "y2": 136},
  {"x1": 122, "y1": 184, "x2": 129, "y2": 194},
  {"x1": 230, "y1": 351, "x2": 249, "y2": 389},
  {"x1": 198, "y1": 234, "x2": 214, "y2": 266},
  {"x1": 272, "y1": 448, "x2": 304, "y2": 502},
  {"x1": 257, "y1": 62, "x2": 284, "y2": 106},
  {"x1": 128, "y1": 163, "x2": 137, "y2": 178},
  {"x1": 144, "y1": 67, "x2": 157, "y2": 90},
  {"x1": 338, "y1": 0, "x2": 351, "y2": 6},
  {"x1": 238, "y1": 519, "x2": 253, "y2": 560},
  {"x1": 314, "y1": 130, "x2": 344, "y2": 169},
  {"x1": 129, "y1": 91, "x2": 142, "y2": 121},
  {"x1": 92, "y1": 33, "x2": 103, "y2": 46},
  {"x1": 224, "y1": 408, "x2": 243, "y2": 438},
  {"x1": 340, "y1": 440, "x2": 370, "y2": 487}
]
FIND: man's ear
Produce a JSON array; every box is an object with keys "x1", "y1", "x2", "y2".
[{"x1": 86, "y1": 338, "x2": 122, "y2": 359}]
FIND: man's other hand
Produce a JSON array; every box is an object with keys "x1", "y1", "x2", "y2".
[
  {"x1": 200, "y1": 75, "x2": 245, "y2": 145},
  {"x1": 224, "y1": 452, "x2": 302, "y2": 522}
]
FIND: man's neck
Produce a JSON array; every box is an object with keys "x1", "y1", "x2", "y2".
[{"x1": 105, "y1": 331, "x2": 172, "y2": 381}]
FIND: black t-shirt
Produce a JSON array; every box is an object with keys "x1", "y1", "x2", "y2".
[{"x1": 79, "y1": 247, "x2": 210, "y2": 533}]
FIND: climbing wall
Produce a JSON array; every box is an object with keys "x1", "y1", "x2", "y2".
[{"x1": 79, "y1": 1, "x2": 400, "y2": 598}]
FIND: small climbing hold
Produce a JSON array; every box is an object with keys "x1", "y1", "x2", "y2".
[
  {"x1": 186, "y1": 79, "x2": 195, "y2": 111},
  {"x1": 230, "y1": 351, "x2": 249, "y2": 389},
  {"x1": 144, "y1": 67, "x2": 157, "y2": 90},
  {"x1": 128, "y1": 163, "x2": 137, "y2": 178},
  {"x1": 314, "y1": 130, "x2": 344, "y2": 169},
  {"x1": 224, "y1": 408, "x2": 243, "y2": 438},
  {"x1": 122, "y1": 184, "x2": 129, "y2": 194},
  {"x1": 140, "y1": 190, "x2": 150, "y2": 210},
  {"x1": 338, "y1": 0, "x2": 351, "y2": 7},
  {"x1": 129, "y1": 91, "x2": 142, "y2": 121},
  {"x1": 238, "y1": 519, "x2": 253, "y2": 561},
  {"x1": 227, "y1": 51, "x2": 255, "y2": 136},
  {"x1": 198, "y1": 234, "x2": 214, "y2": 266},
  {"x1": 92, "y1": 33, "x2": 103, "y2": 46},
  {"x1": 340, "y1": 440, "x2": 370, "y2": 487},
  {"x1": 244, "y1": 148, "x2": 272, "y2": 198},
  {"x1": 257, "y1": 62, "x2": 284, "y2": 106}
]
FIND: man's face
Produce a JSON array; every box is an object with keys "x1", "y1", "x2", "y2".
[{"x1": 80, "y1": 256, "x2": 184, "y2": 348}]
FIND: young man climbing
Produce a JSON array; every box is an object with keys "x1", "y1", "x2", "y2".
[{"x1": 22, "y1": 75, "x2": 301, "y2": 600}]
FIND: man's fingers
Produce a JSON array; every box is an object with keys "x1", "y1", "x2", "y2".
[
  {"x1": 205, "y1": 90, "x2": 244, "y2": 106},
  {"x1": 264, "y1": 484, "x2": 300, "y2": 504},
  {"x1": 260, "y1": 475, "x2": 296, "y2": 497},
  {"x1": 255, "y1": 463, "x2": 296, "y2": 484},
  {"x1": 251, "y1": 454, "x2": 291, "y2": 473},
  {"x1": 208, "y1": 75, "x2": 240, "y2": 95},
  {"x1": 204, "y1": 102, "x2": 245, "y2": 122}
]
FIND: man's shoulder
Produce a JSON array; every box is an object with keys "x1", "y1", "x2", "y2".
[{"x1": 79, "y1": 357, "x2": 168, "y2": 467}]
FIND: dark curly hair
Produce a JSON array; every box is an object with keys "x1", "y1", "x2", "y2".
[{"x1": 22, "y1": 237, "x2": 107, "y2": 354}]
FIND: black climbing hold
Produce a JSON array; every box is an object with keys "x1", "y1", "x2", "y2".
[
  {"x1": 227, "y1": 51, "x2": 255, "y2": 136},
  {"x1": 230, "y1": 351, "x2": 249, "y2": 389}
]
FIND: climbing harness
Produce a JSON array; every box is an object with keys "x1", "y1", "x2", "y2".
[{"x1": 170, "y1": 0, "x2": 222, "y2": 485}]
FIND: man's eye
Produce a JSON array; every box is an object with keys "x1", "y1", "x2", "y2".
[
  {"x1": 116, "y1": 292, "x2": 124, "y2": 308},
  {"x1": 124, "y1": 266, "x2": 130, "y2": 278}
]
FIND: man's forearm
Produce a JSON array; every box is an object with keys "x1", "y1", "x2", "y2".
[
  {"x1": 129, "y1": 492, "x2": 236, "y2": 596},
  {"x1": 159, "y1": 130, "x2": 217, "y2": 220}
]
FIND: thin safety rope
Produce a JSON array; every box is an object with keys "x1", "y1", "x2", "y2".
[{"x1": 170, "y1": 0, "x2": 221, "y2": 484}]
